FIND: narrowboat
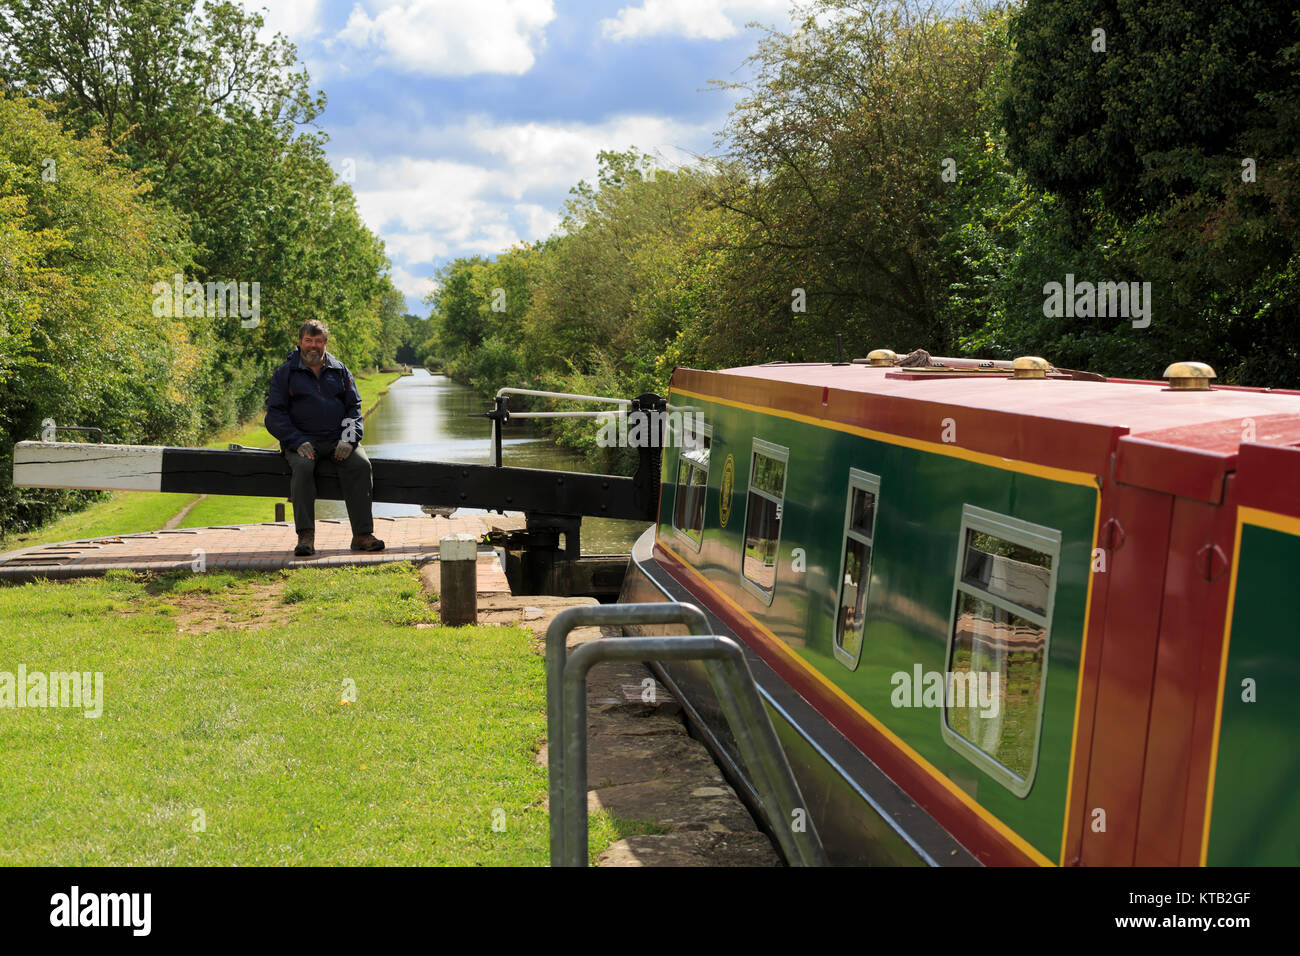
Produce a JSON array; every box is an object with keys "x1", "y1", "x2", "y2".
[{"x1": 618, "y1": 351, "x2": 1300, "y2": 866}]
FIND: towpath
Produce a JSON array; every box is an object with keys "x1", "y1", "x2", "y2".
[{"x1": 0, "y1": 513, "x2": 516, "y2": 583}]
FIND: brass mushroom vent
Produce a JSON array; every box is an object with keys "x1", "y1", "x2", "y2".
[
  {"x1": 1163, "y1": 362, "x2": 1216, "y2": 391},
  {"x1": 858, "y1": 348, "x2": 898, "y2": 367},
  {"x1": 1012, "y1": 356, "x2": 1051, "y2": 380}
]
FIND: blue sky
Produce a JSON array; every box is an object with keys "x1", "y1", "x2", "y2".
[{"x1": 255, "y1": 0, "x2": 804, "y2": 312}]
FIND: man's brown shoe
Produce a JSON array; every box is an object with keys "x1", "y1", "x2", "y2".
[
  {"x1": 350, "y1": 533, "x2": 385, "y2": 552},
  {"x1": 294, "y1": 530, "x2": 315, "y2": 557}
]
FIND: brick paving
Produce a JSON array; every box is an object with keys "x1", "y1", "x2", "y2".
[{"x1": 0, "y1": 513, "x2": 524, "y2": 583}]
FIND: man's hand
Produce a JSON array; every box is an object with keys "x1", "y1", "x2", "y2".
[
  {"x1": 333, "y1": 442, "x2": 353, "y2": 461},
  {"x1": 297, "y1": 442, "x2": 315, "y2": 460}
]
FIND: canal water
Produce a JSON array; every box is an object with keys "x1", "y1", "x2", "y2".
[{"x1": 317, "y1": 369, "x2": 648, "y2": 553}]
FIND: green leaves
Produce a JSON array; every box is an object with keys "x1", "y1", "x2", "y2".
[
  {"x1": 0, "y1": 92, "x2": 196, "y2": 534},
  {"x1": 1003, "y1": 0, "x2": 1296, "y2": 215}
]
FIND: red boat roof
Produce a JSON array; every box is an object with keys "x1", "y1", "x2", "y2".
[
  {"x1": 707, "y1": 363, "x2": 1300, "y2": 440},
  {"x1": 671, "y1": 364, "x2": 1300, "y2": 503}
]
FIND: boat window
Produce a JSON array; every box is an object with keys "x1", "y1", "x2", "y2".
[
  {"x1": 941, "y1": 506, "x2": 1060, "y2": 798},
  {"x1": 741, "y1": 439, "x2": 788, "y2": 603},
  {"x1": 833, "y1": 470, "x2": 880, "y2": 670},
  {"x1": 671, "y1": 421, "x2": 712, "y2": 549}
]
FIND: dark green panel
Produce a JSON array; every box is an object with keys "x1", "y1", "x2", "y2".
[
  {"x1": 659, "y1": 393, "x2": 1098, "y2": 861},
  {"x1": 1207, "y1": 521, "x2": 1300, "y2": 866}
]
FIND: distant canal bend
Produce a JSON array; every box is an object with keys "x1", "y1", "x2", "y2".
[{"x1": 316, "y1": 369, "x2": 647, "y2": 553}]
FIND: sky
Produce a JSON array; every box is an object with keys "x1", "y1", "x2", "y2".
[{"x1": 254, "y1": 0, "x2": 805, "y2": 312}]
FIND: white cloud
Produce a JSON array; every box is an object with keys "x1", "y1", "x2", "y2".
[
  {"x1": 255, "y1": 0, "x2": 324, "y2": 40},
  {"x1": 335, "y1": 0, "x2": 555, "y2": 76},
  {"x1": 601, "y1": 0, "x2": 793, "y2": 42},
  {"x1": 353, "y1": 156, "x2": 490, "y2": 229},
  {"x1": 459, "y1": 113, "x2": 705, "y2": 198},
  {"x1": 382, "y1": 231, "x2": 448, "y2": 263},
  {"x1": 344, "y1": 113, "x2": 715, "y2": 308},
  {"x1": 517, "y1": 203, "x2": 561, "y2": 240},
  {"x1": 348, "y1": 114, "x2": 707, "y2": 234},
  {"x1": 388, "y1": 264, "x2": 439, "y2": 301}
]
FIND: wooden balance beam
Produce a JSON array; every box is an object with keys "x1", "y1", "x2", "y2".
[{"x1": 11, "y1": 441, "x2": 649, "y2": 522}]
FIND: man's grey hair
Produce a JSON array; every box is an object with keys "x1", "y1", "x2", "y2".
[{"x1": 299, "y1": 320, "x2": 329, "y2": 340}]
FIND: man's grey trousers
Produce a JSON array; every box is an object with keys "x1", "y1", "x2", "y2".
[{"x1": 284, "y1": 439, "x2": 374, "y2": 535}]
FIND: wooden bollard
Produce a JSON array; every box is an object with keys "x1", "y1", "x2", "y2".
[
  {"x1": 439, "y1": 533, "x2": 478, "y2": 626},
  {"x1": 275, "y1": 502, "x2": 285, "y2": 522}
]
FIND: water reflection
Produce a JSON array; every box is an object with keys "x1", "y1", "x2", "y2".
[{"x1": 317, "y1": 370, "x2": 647, "y2": 552}]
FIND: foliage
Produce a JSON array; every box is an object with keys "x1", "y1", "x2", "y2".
[
  {"x1": 0, "y1": 93, "x2": 196, "y2": 534},
  {"x1": 1000, "y1": 0, "x2": 1300, "y2": 380},
  {"x1": 1003, "y1": 0, "x2": 1295, "y2": 216},
  {"x1": 705, "y1": 0, "x2": 1015, "y2": 359}
]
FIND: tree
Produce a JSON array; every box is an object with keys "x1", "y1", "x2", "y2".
[
  {"x1": 525, "y1": 151, "x2": 720, "y2": 377},
  {"x1": 1002, "y1": 0, "x2": 1296, "y2": 216},
  {"x1": 1002, "y1": 1, "x2": 1300, "y2": 384},
  {"x1": 395, "y1": 313, "x2": 430, "y2": 365},
  {"x1": 426, "y1": 255, "x2": 490, "y2": 373},
  {"x1": 0, "y1": 0, "x2": 322, "y2": 171},
  {"x1": 708, "y1": 0, "x2": 1014, "y2": 359},
  {"x1": 0, "y1": 93, "x2": 196, "y2": 535}
]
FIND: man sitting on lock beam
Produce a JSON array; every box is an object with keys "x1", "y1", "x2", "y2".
[{"x1": 265, "y1": 319, "x2": 384, "y2": 557}]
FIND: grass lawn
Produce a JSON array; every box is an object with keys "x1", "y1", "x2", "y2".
[
  {"x1": 0, "y1": 563, "x2": 644, "y2": 865},
  {"x1": 3, "y1": 370, "x2": 404, "y2": 550},
  {"x1": 0, "y1": 491, "x2": 201, "y2": 550},
  {"x1": 174, "y1": 494, "x2": 291, "y2": 529}
]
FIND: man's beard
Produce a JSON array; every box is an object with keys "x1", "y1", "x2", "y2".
[{"x1": 304, "y1": 348, "x2": 323, "y2": 364}]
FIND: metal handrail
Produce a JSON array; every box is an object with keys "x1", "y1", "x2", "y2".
[
  {"x1": 545, "y1": 602, "x2": 709, "y2": 865},
  {"x1": 482, "y1": 388, "x2": 632, "y2": 467},
  {"x1": 545, "y1": 602, "x2": 827, "y2": 867},
  {"x1": 39, "y1": 420, "x2": 104, "y2": 443},
  {"x1": 504, "y1": 410, "x2": 622, "y2": 419},
  {"x1": 495, "y1": 387, "x2": 630, "y2": 406}
]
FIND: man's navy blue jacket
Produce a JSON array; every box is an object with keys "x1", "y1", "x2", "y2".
[{"x1": 265, "y1": 348, "x2": 365, "y2": 453}]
